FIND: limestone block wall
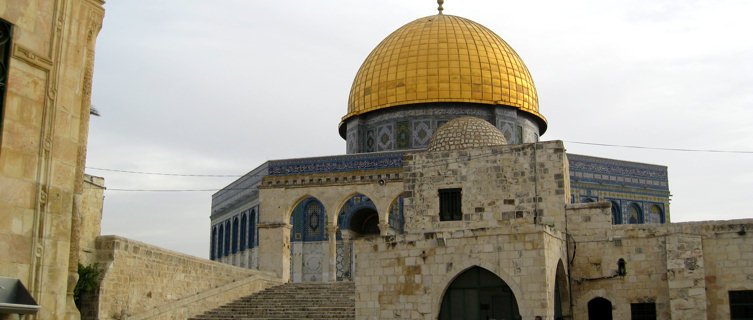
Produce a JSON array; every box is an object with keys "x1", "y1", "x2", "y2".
[
  {"x1": 91, "y1": 236, "x2": 282, "y2": 320},
  {"x1": 0, "y1": 1, "x2": 105, "y2": 318},
  {"x1": 353, "y1": 225, "x2": 568, "y2": 320},
  {"x1": 402, "y1": 141, "x2": 570, "y2": 234},
  {"x1": 79, "y1": 174, "x2": 105, "y2": 265},
  {"x1": 569, "y1": 227, "x2": 672, "y2": 319},
  {"x1": 566, "y1": 202, "x2": 753, "y2": 320},
  {"x1": 699, "y1": 223, "x2": 753, "y2": 319}
]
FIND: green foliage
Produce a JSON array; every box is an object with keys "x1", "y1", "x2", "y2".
[{"x1": 74, "y1": 263, "x2": 102, "y2": 310}]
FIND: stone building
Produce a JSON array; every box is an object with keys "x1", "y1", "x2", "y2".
[
  {"x1": 0, "y1": 1, "x2": 105, "y2": 319},
  {"x1": 208, "y1": 9, "x2": 753, "y2": 320}
]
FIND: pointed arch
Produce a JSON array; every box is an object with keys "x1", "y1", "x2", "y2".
[
  {"x1": 248, "y1": 208, "x2": 257, "y2": 249},
  {"x1": 210, "y1": 226, "x2": 217, "y2": 260},
  {"x1": 232, "y1": 216, "x2": 239, "y2": 254},
  {"x1": 611, "y1": 201, "x2": 622, "y2": 225},
  {"x1": 588, "y1": 297, "x2": 613, "y2": 320},
  {"x1": 289, "y1": 196, "x2": 326, "y2": 242},
  {"x1": 628, "y1": 203, "x2": 643, "y2": 224},
  {"x1": 337, "y1": 193, "x2": 379, "y2": 237},
  {"x1": 554, "y1": 259, "x2": 571, "y2": 318},
  {"x1": 224, "y1": 220, "x2": 231, "y2": 256},
  {"x1": 650, "y1": 204, "x2": 665, "y2": 224},
  {"x1": 438, "y1": 266, "x2": 520, "y2": 320},
  {"x1": 387, "y1": 193, "x2": 406, "y2": 233},
  {"x1": 240, "y1": 213, "x2": 247, "y2": 251},
  {"x1": 217, "y1": 224, "x2": 224, "y2": 259},
  {"x1": 434, "y1": 262, "x2": 526, "y2": 319}
]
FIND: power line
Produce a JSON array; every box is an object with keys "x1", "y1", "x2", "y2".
[
  {"x1": 564, "y1": 141, "x2": 753, "y2": 154},
  {"x1": 85, "y1": 166, "x2": 242, "y2": 177},
  {"x1": 92, "y1": 140, "x2": 752, "y2": 192}
]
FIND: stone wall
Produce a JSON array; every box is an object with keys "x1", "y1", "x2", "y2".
[
  {"x1": 79, "y1": 174, "x2": 105, "y2": 266},
  {"x1": 353, "y1": 225, "x2": 568, "y2": 319},
  {"x1": 0, "y1": 1, "x2": 105, "y2": 318},
  {"x1": 565, "y1": 202, "x2": 753, "y2": 320},
  {"x1": 402, "y1": 141, "x2": 570, "y2": 234},
  {"x1": 699, "y1": 223, "x2": 753, "y2": 319},
  {"x1": 91, "y1": 236, "x2": 283, "y2": 320}
]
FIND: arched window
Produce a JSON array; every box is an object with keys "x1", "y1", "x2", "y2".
[
  {"x1": 248, "y1": 209, "x2": 256, "y2": 249},
  {"x1": 217, "y1": 225, "x2": 224, "y2": 258},
  {"x1": 232, "y1": 217, "x2": 239, "y2": 254},
  {"x1": 611, "y1": 201, "x2": 622, "y2": 225},
  {"x1": 303, "y1": 199, "x2": 324, "y2": 241},
  {"x1": 628, "y1": 203, "x2": 643, "y2": 224},
  {"x1": 588, "y1": 297, "x2": 613, "y2": 320},
  {"x1": 209, "y1": 227, "x2": 217, "y2": 260},
  {"x1": 650, "y1": 205, "x2": 665, "y2": 224},
  {"x1": 211, "y1": 227, "x2": 217, "y2": 260},
  {"x1": 439, "y1": 267, "x2": 520, "y2": 320},
  {"x1": 224, "y1": 221, "x2": 231, "y2": 256},
  {"x1": 240, "y1": 213, "x2": 247, "y2": 252}
]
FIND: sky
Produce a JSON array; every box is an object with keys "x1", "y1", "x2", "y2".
[{"x1": 87, "y1": 0, "x2": 753, "y2": 259}]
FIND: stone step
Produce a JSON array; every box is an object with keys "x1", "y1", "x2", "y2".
[{"x1": 189, "y1": 282, "x2": 356, "y2": 320}]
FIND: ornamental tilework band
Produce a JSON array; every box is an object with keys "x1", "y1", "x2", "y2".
[{"x1": 268, "y1": 152, "x2": 404, "y2": 175}]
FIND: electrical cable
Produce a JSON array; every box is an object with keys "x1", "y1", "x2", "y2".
[{"x1": 90, "y1": 140, "x2": 752, "y2": 191}]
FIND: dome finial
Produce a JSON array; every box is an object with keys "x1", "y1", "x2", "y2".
[{"x1": 437, "y1": 0, "x2": 444, "y2": 14}]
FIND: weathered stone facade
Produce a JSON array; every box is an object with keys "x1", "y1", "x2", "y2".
[
  {"x1": 249, "y1": 135, "x2": 753, "y2": 319},
  {"x1": 0, "y1": 1, "x2": 104, "y2": 318}
]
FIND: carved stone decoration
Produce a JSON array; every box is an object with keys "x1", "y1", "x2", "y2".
[
  {"x1": 303, "y1": 255, "x2": 323, "y2": 282},
  {"x1": 336, "y1": 242, "x2": 352, "y2": 281}
]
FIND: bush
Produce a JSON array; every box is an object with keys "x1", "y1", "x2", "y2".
[{"x1": 74, "y1": 263, "x2": 102, "y2": 310}]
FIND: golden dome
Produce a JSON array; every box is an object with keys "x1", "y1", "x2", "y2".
[
  {"x1": 344, "y1": 14, "x2": 545, "y2": 131},
  {"x1": 427, "y1": 116, "x2": 507, "y2": 152}
]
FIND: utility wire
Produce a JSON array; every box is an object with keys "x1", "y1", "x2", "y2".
[
  {"x1": 92, "y1": 141, "x2": 752, "y2": 192},
  {"x1": 564, "y1": 141, "x2": 753, "y2": 154},
  {"x1": 85, "y1": 166, "x2": 242, "y2": 177}
]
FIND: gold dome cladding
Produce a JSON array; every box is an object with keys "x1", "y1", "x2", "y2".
[{"x1": 345, "y1": 14, "x2": 545, "y2": 130}]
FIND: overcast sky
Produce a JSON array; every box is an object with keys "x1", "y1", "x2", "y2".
[{"x1": 87, "y1": 0, "x2": 753, "y2": 259}]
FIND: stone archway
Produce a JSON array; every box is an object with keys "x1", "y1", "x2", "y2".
[
  {"x1": 588, "y1": 297, "x2": 613, "y2": 320},
  {"x1": 439, "y1": 266, "x2": 521, "y2": 320}
]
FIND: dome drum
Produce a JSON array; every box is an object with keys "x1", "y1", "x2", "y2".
[{"x1": 343, "y1": 102, "x2": 540, "y2": 154}]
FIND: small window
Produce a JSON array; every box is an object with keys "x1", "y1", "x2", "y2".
[
  {"x1": 630, "y1": 302, "x2": 656, "y2": 320},
  {"x1": 730, "y1": 290, "x2": 753, "y2": 320},
  {"x1": 439, "y1": 188, "x2": 462, "y2": 221}
]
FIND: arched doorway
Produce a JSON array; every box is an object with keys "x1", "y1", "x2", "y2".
[
  {"x1": 588, "y1": 297, "x2": 613, "y2": 320},
  {"x1": 439, "y1": 267, "x2": 520, "y2": 320},
  {"x1": 554, "y1": 260, "x2": 570, "y2": 318},
  {"x1": 336, "y1": 194, "x2": 378, "y2": 281}
]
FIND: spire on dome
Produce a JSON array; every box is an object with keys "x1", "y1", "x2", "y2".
[{"x1": 437, "y1": 0, "x2": 444, "y2": 14}]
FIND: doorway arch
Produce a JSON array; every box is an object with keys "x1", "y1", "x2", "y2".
[
  {"x1": 439, "y1": 266, "x2": 520, "y2": 320},
  {"x1": 588, "y1": 297, "x2": 613, "y2": 320}
]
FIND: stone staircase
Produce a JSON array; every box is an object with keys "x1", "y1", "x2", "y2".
[{"x1": 189, "y1": 281, "x2": 355, "y2": 320}]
